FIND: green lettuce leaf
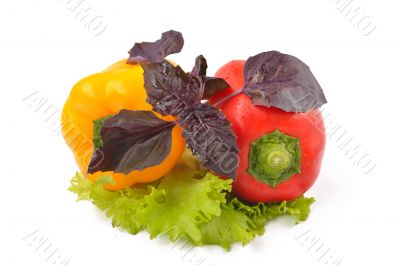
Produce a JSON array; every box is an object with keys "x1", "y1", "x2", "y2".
[
  {"x1": 131, "y1": 169, "x2": 231, "y2": 243},
  {"x1": 69, "y1": 168, "x2": 314, "y2": 250},
  {"x1": 198, "y1": 196, "x2": 314, "y2": 250},
  {"x1": 198, "y1": 204, "x2": 260, "y2": 249}
]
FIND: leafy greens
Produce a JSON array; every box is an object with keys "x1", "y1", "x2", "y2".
[{"x1": 69, "y1": 166, "x2": 314, "y2": 250}]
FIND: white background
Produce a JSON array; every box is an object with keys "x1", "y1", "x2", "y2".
[{"x1": 1, "y1": 0, "x2": 399, "y2": 264}]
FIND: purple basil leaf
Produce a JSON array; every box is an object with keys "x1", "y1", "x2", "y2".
[
  {"x1": 127, "y1": 30, "x2": 184, "y2": 64},
  {"x1": 179, "y1": 103, "x2": 239, "y2": 179},
  {"x1": 202, "y1": 77, "x2": 230, "y2": 99},
  {"x1": 142, "y1": 60, "x2": 202, "y2": 116},
  {"x1": 191, "y1": 55, "x2": 230, "y2": 99},
  {"x1": 191, "y1": 55, "x2": 208, "y2": 76},
  {"x1": 88, "y1": 110, "x2": 174, "y2": 174},
  {"x1": 242, "y1": 51, "x2": 327, "y2": 113}
]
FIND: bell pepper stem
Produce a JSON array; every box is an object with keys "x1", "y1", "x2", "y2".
[{"x1": 247, "y1": 130, "x2": 301, "y2": 188}]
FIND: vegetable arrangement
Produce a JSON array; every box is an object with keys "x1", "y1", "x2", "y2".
[{"x1": 64, "y1": 30, "x2": 327, "y2": 250}]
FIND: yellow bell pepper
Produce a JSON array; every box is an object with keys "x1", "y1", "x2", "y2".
[{"x1": 61, "y1": 60, "x2": 186, "y2": 190}]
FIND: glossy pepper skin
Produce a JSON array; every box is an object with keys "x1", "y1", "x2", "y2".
[
  {"x1": 209, "y1": 61, "x2": 326, "y2": 203},
  {"x1": 62, "y1": 60, "x2": 186, "y2": 190}
]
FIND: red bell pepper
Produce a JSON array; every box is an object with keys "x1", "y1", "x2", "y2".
[{"x1": 209, "y1": 55, "x2": 326, "y2": 203}]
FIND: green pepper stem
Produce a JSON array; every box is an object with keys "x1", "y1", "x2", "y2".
[{"x1": 247, "y1": 130, "x2": 301, "y2": 188}]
